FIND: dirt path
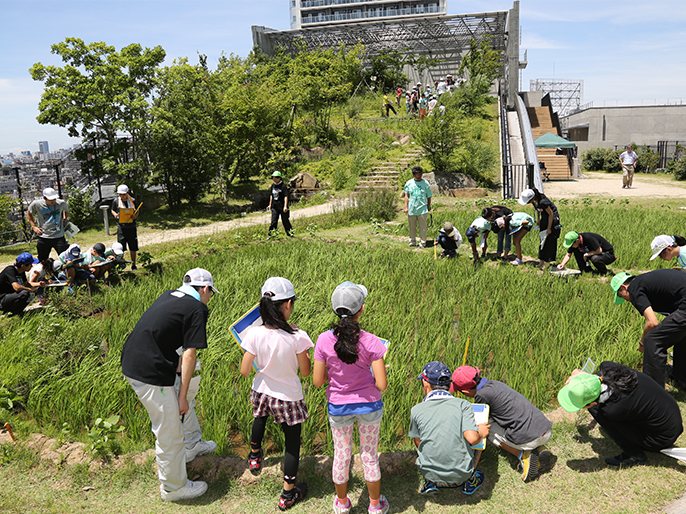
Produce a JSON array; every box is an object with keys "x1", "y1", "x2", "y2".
[{"x1": 544, "y1": 171, "x2": 686, "y2": 199}]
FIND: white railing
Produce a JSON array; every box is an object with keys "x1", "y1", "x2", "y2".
[{"x1": 575, "y1": 98, "x2": 685, "y2": 112}]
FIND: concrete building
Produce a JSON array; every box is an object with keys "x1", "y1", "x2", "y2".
[
  {"x1": 560, "y1": 101, "x2": 686, "y2": 154},
  {"x1": 290, "y1": 0, "x2": 446, "y2": 29},
  {"x1": 39, "y1": 141, "x2": 49, "y2": 154}
]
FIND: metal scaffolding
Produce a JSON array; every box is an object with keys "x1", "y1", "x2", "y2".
[
  {"x1": 253, "y1": 3, "x2": 520, "y2": 104},
  {"x1": 529, "y1": 79, "x2": 583, "y2": 116}
]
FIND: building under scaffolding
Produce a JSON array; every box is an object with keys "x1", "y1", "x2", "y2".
[
  {"x1": 529, "y1": 79, "x2": 583, "y2": 117},
  {"x1": 253, "y1": 1, "x2": 524, "y2": 108}
]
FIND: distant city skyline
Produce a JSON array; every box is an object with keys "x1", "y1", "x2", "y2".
[{"x1": 1, "y1": 0, "x2": 685, "y2": 154}]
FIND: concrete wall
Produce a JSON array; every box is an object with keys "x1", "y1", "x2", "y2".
[{"x1": 561, "y1": 105, "x2": 686, "y2": 152}]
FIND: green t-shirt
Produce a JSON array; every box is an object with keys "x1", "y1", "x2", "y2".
[
  {"x1": 409, "y1": 393, "x2": 478, "y2": 484},
  {"x1": 404, "y1": 179, "x2": 433, "y2": 216}
]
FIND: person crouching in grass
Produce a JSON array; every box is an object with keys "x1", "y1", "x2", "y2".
[
  {"x1": 451, "y1": 366, "x2": 553, "y2": 482},
  {"x1": 409, "y1": 361, "x2": 489, "y2": 496}
]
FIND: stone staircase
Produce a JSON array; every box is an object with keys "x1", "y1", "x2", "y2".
[
  {"x1": 527, "y1": 106, "x2": 572, "y2": 180},
  {"x1": 355, "y1": 147, "x2": 423, "y2": 191}
]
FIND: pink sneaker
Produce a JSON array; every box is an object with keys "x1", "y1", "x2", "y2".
[{"x1": 510, "y1": 258, "x2": 523, "y2": 266}]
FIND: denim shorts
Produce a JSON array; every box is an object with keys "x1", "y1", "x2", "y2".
[{"x1": 329, "y1": 407, "x2": 383, "y2": 428}]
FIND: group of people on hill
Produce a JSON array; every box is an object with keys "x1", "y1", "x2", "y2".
[
  {"x1": 383, "y1": 77, "x2": 455, "y2": 119},
  {"x1": 0, "y1": 184, "x2": 139, "y2": 316}
]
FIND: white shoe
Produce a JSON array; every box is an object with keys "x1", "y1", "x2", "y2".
[
  {"x1": 186, "y1": 439, "x2": 217, "y2": 463},
  {"x1": 510, "y1": 258, "x2": 523, "y2": 266},
  {"x1": 160, "y1": 479, "x2": 208, "y2": 501}
]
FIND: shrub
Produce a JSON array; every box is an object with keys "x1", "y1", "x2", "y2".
[
  {"x1": 336, "y1": 189, "x2": 397, "y2": 223},
  {"x1": 67, "y1": 185, "x2": 96, "y2": 228},
  {"x1": 673, "y1": 157, "x2": 686, "y2": 181},
  {"x1": 581, "y1": 147, "x2": 621, "y2": 172},
  {"x1": 0, "y1": 194, "x2": 19, "y2": 244},
  {"x1": 635, "y1": 145, "x2": 660, "y2": 173}
]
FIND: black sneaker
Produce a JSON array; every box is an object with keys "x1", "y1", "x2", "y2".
[
  {"x1": 605, "y1": 452, "x2": 647, "y2": 466},
  {"x1": 278, "y1": 483, "x2": 307, "y2": 511}
]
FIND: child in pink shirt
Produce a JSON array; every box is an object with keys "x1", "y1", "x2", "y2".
[{"x1": 313, "y1": 281, "x2": 389, "y2": 514}]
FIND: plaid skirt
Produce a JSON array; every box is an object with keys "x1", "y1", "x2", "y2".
[{"x1": 250, "y1": 389, "x2": 309, "y2": 426}]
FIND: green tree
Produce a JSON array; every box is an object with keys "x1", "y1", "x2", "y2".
[
  {"x1": 364, "y1": 50, "x2": 442, "y2": 93},
  {"x1": 0, "y1": 195, "x2": 19, "y2": 244},
  {"x1": 30, "y1": 38, "x2": 165, "y2": 186},
  {"x1": 456, "y1": 37, "x2": 502, "y2": 117}
]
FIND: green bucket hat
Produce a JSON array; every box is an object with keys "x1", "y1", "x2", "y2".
[
  {"x1": 272, "y1": 171, "x2": 282, "y2": 178},
  {"x1": 558, "y1": 373, "x2": 601, "y2": 412},
  {"x1": 563, "y1": 231, "x2": 580, "y2": 249},
  {"x1": 610, "y1": 272, "x2": 632, "y2": 305}
]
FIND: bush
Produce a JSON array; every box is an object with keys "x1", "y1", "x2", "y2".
[
  {"x1": 635, "y1": 145, "x2": 660, "y2": 173},
  {"x1": 336, "y1": 189, "x2": 397, "y2": 223},
  {"x1": 582, "y1": 147, "x2": 621, "y2": 173},
  {"x1": 0, "y1": 194, "x2": 19, "y2": 244},
  {"x1": 67, "y1": 185, "x2": 96, "y2": 228},
  {"x1": 673, "y1": 157, "x2": 686, "y2": 181}
]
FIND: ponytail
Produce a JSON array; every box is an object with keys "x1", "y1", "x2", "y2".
[
  {"x1": 259, "y1": 295, "x2": 295, "y2": 334},
  {"x1": 674, "y1": 235, "x2": 686, "y2": 247},
  {"x1": 332, "y1": 307, "x2": 360, "y2": 364}
]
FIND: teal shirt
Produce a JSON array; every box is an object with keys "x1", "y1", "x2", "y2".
[
  {"x1": 678, "y1": 247, "x2": 686, "y2": 270},
  {"x1": 409, "y1": 394, "x2": 477, "y2": 484},
  {"x1": 404, "y1": 178, "x2": 433, "y2": 216}
]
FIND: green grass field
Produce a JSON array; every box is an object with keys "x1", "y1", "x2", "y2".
[{"x1": 1, "y1": 197, "x2": 685, "y2": 513}]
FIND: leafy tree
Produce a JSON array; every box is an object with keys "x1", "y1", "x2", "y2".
[
  {"x1": 30, "y1": 38, "x2": 165, "y2": 184},
  {"x1": 412, "y1": 99, "x2": 462, "y2": 172},
  {"x1": 0, "y1": 195, "x2": 19, "y2": 244},
  {"x1": 364, "y1": 50, "x2": 442, "y2": 93},
  {"x1": 456, "y1": 37, "x2": 502, "y2": 117}
]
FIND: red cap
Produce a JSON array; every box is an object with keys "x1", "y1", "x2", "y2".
[{"x1": 450, "y1": 366, "x2": 481, "y2": 393}]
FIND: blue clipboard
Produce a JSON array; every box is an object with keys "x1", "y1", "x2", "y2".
[{"x1": 229, "y1": 304, "x2": 263, "y2": 372}]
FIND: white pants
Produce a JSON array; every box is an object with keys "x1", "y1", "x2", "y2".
[
  {"x1": 488, "y1": 422, "x2": 552, "y2": 451},
  {"x1": 408, "y1": 213, "x2": 428, "y2": 244},
  {"x1": 126, "y1": 375, "x2": 203, "y2": 491}
]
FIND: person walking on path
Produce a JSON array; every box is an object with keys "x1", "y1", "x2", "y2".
[
  {"x1": 0, "y1": 252, "x2": 39, "y2": 316},
  {"x1": 268, "y1": 171, "x2": 293, "y2": 237},
  {"x1": 404, "y1": 166, "x2": 432, "y2": 248},
  {"x1": 619, "y1": 145, "x2": 639, "y2": 189},
  {"x1": 409, "y1": 361, "x2": 489, "y2": 495},
  {"x1": 383, "y1": 93, "x2": 397, "y2": 117},
  {"x1": 240, "y1": 277, "x2": 313, "y2": 511},
  {"x1": 27, "y1": 187, "x2": 69, "y2": 261},
  {"x1": 650, "y1": 235, "x2": 686, "y2": 270},
  {"x1": 558, "y1": 361, "x2": 683, "y2": 467},
  {"x1": 518, "y1": 188, "x2": 561, "y2": 269},
  {"x1": 557, "y1": 231, "x2": 616, "y2": 275},
  {"x1": 110, "y1": 184, "x2": 139, "y2": 270},
  {"x1": 313, "y1": 281, "x2": 389, "y2": 514},
  {"x1": 120, "y1": 268, "x2": 219, "y2": 502},
  {"x1": 611, "y1": 269, "x2": 686, "y2": 389},
  {"x1": 451, "y1": 366, "x2": 553, "y2": 482}
]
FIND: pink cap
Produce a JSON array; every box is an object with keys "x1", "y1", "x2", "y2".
[{"x1": 449, "y1": 366, "x2": 481, "y2": 393}]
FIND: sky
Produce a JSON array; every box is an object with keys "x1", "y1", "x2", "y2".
[{"x1": 1, "y1": 0, "x2": 685, "y2": 155}]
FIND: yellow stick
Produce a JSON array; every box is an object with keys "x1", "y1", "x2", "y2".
[
  {"x1": 434, "y1": 241, "x2": 437, "y2": 260},
  {"x1": 462, "y1": 337, "x2": 470, "y2": 366}
]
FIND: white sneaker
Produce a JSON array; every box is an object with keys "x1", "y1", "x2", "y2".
[
  {"x1": 186, "y1": 439, "x2": 217, "y2": 463},
  {"x1": 510, "y1": 258, "x2": 523, "y2": 266},
  {"x1": 160, "y1": 479, "x2": 208, "y2": 501}
]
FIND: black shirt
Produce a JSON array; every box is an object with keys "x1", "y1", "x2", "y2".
[
  {"x1": 0, "y1": 265, "x2": 25, "y2": 301},
  {"x1": 628, "y1": 269, "x2": 686, "y2": 315},
  {"x1": 568, "y1": 232, "x2": 613, "y2": 255},
  {"x1": 489, "y1": 206, "x2": 513, "y2": 234},
  {"x1": 589, "y1": 362, "x2": 683, "y2": 447},
  {"x1": 270, "y1": 181, "x2": 289, "y2": 207},
  {"x1": 121, "y1": 290, "x2": 209, "y2": 386},
  {"x1": 111, "y1": 197, "x2": 136, "y2": 227},
  {"x1": 534, "y1": 196, "x2": 559, "y2": 229}
]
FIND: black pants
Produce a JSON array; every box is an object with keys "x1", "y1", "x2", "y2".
[
  {"x1": 117, "y1": 224, "x2": 139, "y2": 251},
  {"x1": 573, "y1": 249, "x2": 616, "y2": 274},
  {"x1": 538, "y1": 226, "x2": 561, "y2": 262},
  {"x1": 0, "y1": 290, "x2": 30, "y2": 315},
  {"x1": 643, "y1": 308, "x2": 686, "y2": 388},
  {"x1": 250, "y1": 416, "x2": 301, "y2": 483},
  {"x1": 270, "y1": 206, "x2": 292, "y2": 234},
  {"x1": 589, "y1": 406, "x2": 680, "y2": 456},
  {"x1": 36, "y1": 236, "x2": 68, "y2": 261},
  {"x1": 385, "y1": 103, "x2": 397, "y2": 116},
  {"x1": 437, "y1": 234, "x2": 458, "y2": 256}
]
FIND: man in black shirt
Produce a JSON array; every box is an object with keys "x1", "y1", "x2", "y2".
[
  {"x1": 121, "y1": 268, "x2": 220, "y2": 501},
  {"x1": 557, "y1": 231, "x2": 616, "y2": 275},
  {"x1": 0, "y1": 252, "x2": 39, "y2": 315},
  {"x1": 612, "y1": 269, "x2": 686, "y2": 388},
  {"x1": 268, "y1": 171, "x2": 293, "y2": 236}
]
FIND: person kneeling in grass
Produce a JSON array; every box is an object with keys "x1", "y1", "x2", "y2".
[
  {"x1": 437, "y1": 222, "x2": 463, "y2": 258},
  {"x1": 558, "y1": 361, "x2": 682, "y2": 467},
  {"x1": 409, "y1": 361, "x2": 489, "y2": 495},
  {"x1": 451, "y1": 366, "x2": 552, "y2": 482}
]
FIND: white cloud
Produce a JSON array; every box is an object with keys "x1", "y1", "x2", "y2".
[{"x1": 520, "y1": 34, "x2": 565, "y2": 50}]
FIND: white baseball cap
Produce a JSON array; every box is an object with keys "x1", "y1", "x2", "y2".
[
  {"x1": 183, "y1": 268, "x2": 220, "y2": 294},
  {"x1": 261, "y1": 277, "x2": 297, "y2": 301},
  {"x1": 331, "y1": 281, "x2": 368, "y2": 315},
  {"x1": 111, "y1": 242, "x2": 124, "y2": 256},
  {"x1": 43, "y1": 187, "x2": 59, "y2": 200},
  {"x1": 117, "y1": 184, "x2": 129, "y2": 195},
  {"x1": 518, "y1": 188, "x2": 535, "y2": 205},
  {"x1": 650, "y1": 235, "x2": 675, "y2": 260}
]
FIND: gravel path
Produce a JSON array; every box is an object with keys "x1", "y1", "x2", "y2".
[{"x1": 544, "y1": 171, "x2": 686, "y2": 199}]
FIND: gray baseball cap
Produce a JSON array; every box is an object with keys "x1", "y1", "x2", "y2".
[{"x1": 331, "y1": 281, "x2": 368, "y2": 315}]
